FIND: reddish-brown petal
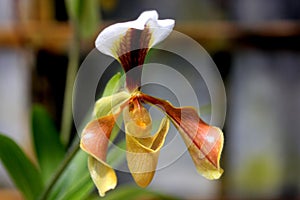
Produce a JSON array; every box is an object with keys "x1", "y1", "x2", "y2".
[
  {"x1": 80, "y1": 114, "x2": 120, "y2": 196},
  {"x1": 140, "y1": 93, "x2": 224, "y2": 179},
  {"x1": 80, "y1": 115, "x2": 116, "y2": 161}
]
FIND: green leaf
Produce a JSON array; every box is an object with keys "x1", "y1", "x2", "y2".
[
  {"x1": 32, "y1": 104, "x2": 65, "y2": 182},
  {"x1": 65, "y1": 0, "x2": 100, "y2": 39},
  {"x1": 58, "y1": 172, "x2": 93, "y2": 200},
  {"x1": 102, "y1": 72, "x2": 122, "y2": 97},
  {"x1": 93, "y1": 72, "x2": 126, "y2": 118},
  {"x1": 90, "y1": 185, "x2": 180, "y2": 200},
  {"x1": 65, "y1": 0, "x2": 81, "y2": 20},
  {"x1": 0, "y1": 134, "x2": 44, "y2": 200},
  {"x1": 48, "y1": 149, "x2": 94, "y2": 200}
]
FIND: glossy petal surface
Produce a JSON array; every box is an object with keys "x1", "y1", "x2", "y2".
[
  {"x1": 88, "y1": 156, "x2": 117, "y2": 197},
  {"x1": 93, "y1": 91, "x2": 130, "y2": 118},
  {"x1": 123, "y1": 100, "x2": 170, "y2": 187},
  {"x1": 125, "y1": 117, "x2": 169, "y2": 187},
  {"x1": 141, "y1": 93, "x2": 224, "y2": 179},
  {"x1": 95, "y1": 10, "x2": 174, "y2": 60},
  {"x1": 95, "y1": 10, "x2": 174, "y2": 91},
  {"x1": 80, "y1": 114, "x2": 118, "y2": 196}
]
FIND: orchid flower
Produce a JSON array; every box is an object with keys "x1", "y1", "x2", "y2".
[{"x1": 80, "y1": 10, "x2": 224, "y2": 197}]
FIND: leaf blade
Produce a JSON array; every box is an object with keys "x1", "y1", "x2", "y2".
[
  {"x1": 48, "y1": 149, "x2": 94, "y2": 200},
  {"x1": 93, "y1": 185, "x2": 180, "y2": 200},
  {"x1": 31, "y1": 104, "x2": 65, "y2": 182},
  {"x1": 102, "y1": 72, "x2": 122, "y2": 97},
  {"x1": 65, "y1": 0, "x2": 100, "y2": 39},
  {"x1": 0, "y1": 134, "x2": 44, "y2": 200},
  {"x1": 58, "y1": 173, "x2": 93, "y2": 200}
]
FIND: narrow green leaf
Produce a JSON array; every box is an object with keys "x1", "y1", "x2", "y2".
[
  {"x1": 65, "y1": 0, "x2": 81, "y2": 19},
  {"x1": 66, "y1": 0, "x2": 100, "y2": 39},
  {"x1": 32, "y1": 104, "x2": 65, "y2": 182},
  {"x1": 58, "y1": 173, "x2": 93, "y2": 200},
  {"x1": 102, "y1": 72, "x2": 122, "y2": 97},
  {"x1": 79, "y1": 0, "x2": 100, "y2": 39},
  {"x1": 90, "y1": 185, "x2": 180, "y2": 200},
  {"x1": 48, "y1": 149, "x2": 94, "y2": 200},
  {"x1": 0, "y1": 134, "x2": 44, "y2": 200}
]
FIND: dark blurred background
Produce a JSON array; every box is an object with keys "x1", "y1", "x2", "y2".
[{"x1": 0, "y1": 0, "x2": 300, "y2": 199}]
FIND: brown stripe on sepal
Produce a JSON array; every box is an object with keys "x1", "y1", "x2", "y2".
[{"x1": 116, "y1": 26, "x2": 151, "y2": 92}]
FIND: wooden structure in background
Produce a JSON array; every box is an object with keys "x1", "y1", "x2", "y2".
[
  {"x1": 1, "y1": 20, "x2": 300, "y2": 53},
  {"x1": 1, "y1": 1, "x2": 300, "y2": 52}
]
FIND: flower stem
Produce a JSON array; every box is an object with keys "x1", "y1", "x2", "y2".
[
  {"x1": 38, "y1": 138, "x2": 80, "y2": 200},
  {"x1": 60, "y1": 26, "x2": 81, "y2": 146}
]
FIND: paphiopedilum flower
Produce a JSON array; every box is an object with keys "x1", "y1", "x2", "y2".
[{"x1": 80, "y1": 10, "x2": 224, "y2": 197}]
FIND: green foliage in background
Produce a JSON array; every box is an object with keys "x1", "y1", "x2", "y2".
[
  {"x1": 0, "y1": 74, "x2": 119, "y2": 200},
  {"x1": 66, "y1": 0, "x2": 100, "y2": 39},
  {"x1": 0, "y1": 135, "x2": 43, "y2": 200},
  {"x1": 0, "y1": 104, "x2": 93, "y2": 200},
  {"x1": 32, "y1": 105, "x2": 65, "y2": 182}
]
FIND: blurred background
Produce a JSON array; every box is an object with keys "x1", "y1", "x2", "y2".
[{"x1": 0, "y1": 0, "x2": 300, "y2": 199}]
